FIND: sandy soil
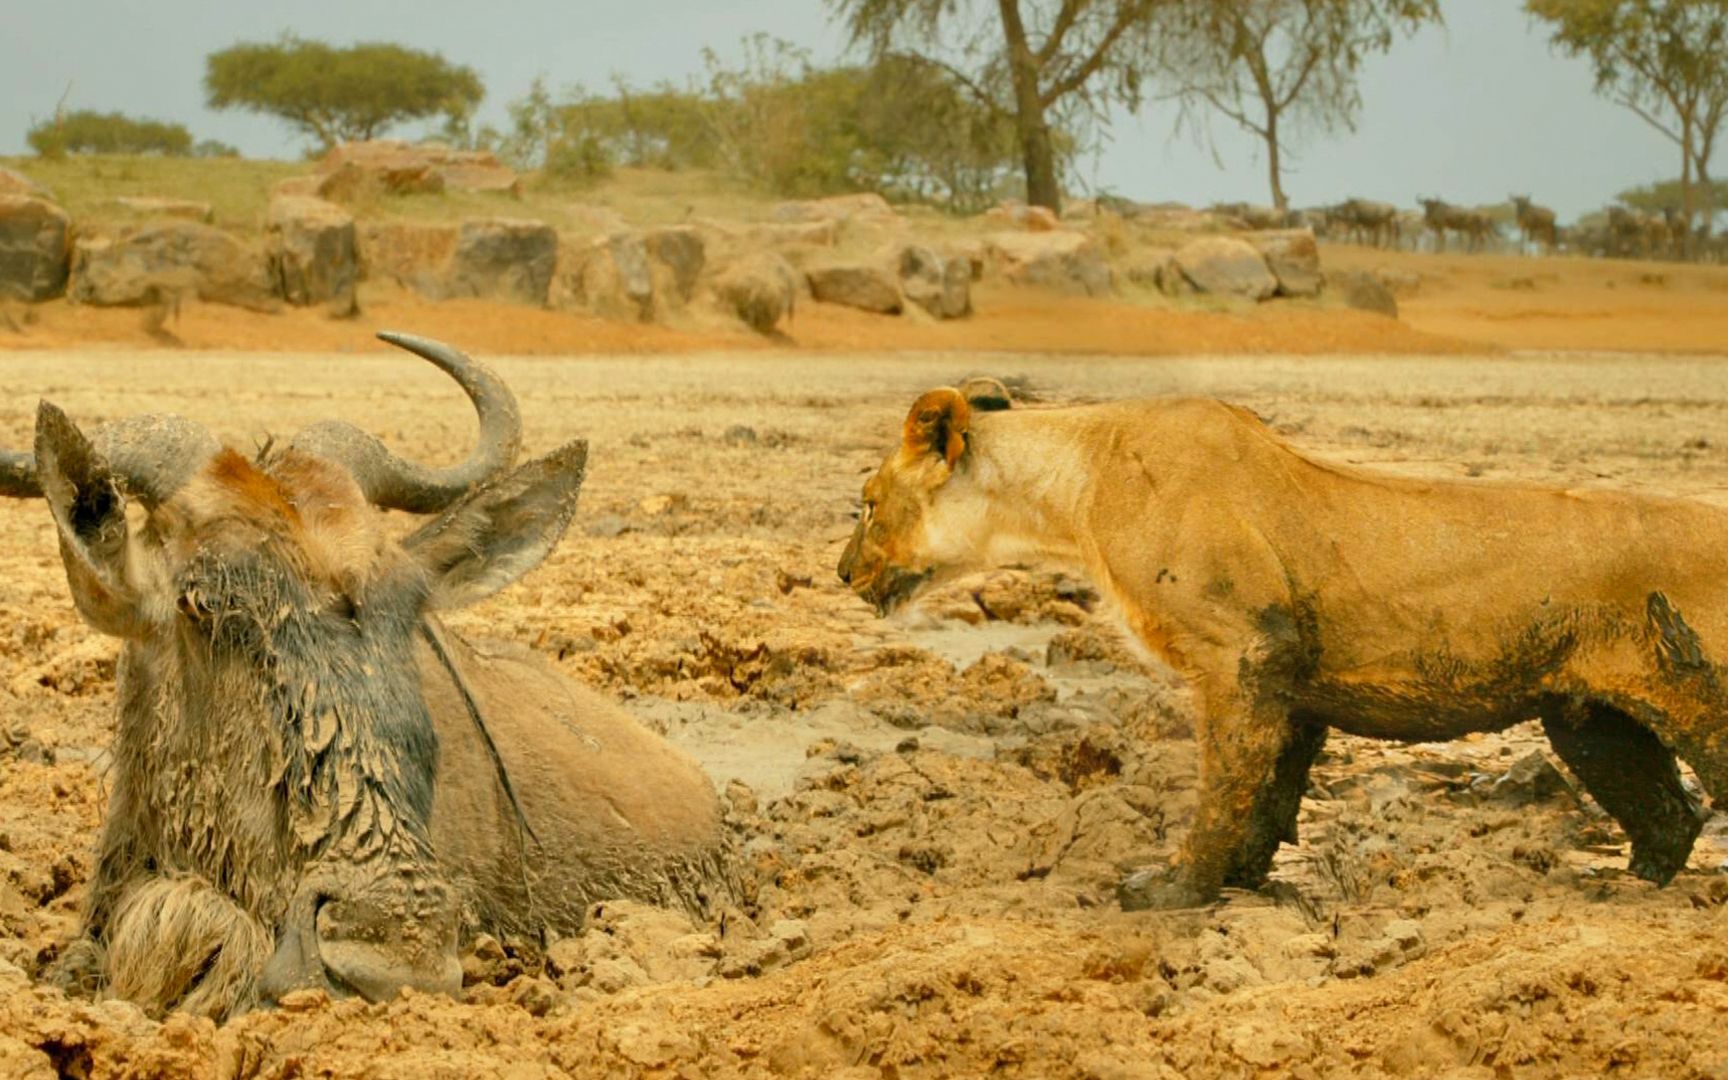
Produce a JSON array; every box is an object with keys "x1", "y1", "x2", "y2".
[{"x1": 4, "y1": 347, "x2": 1728, "y2": 1077}]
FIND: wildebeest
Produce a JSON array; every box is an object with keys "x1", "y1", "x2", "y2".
[
  {"x1": 0, "y1": 333, "x2": 735, "y2": 1018},
  {"x1": 1329, "y1": 198, "x2": 1399, "y2": 249},
  {"x1": 1510, "y1": 195, "x2": 1557, "y2": 251},
  {"x1": 1418, "y1": 197, "x2": 1495, "y2": 253},
  {"x1": 839, "y1": 383, "x2": 1725, "y2": 910}
]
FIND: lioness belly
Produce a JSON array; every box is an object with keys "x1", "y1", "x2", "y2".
[{"x1": 1293, "y1": 678, "x2": 1544, "y2": 742}]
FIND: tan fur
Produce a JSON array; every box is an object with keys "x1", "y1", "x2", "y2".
[
  {"x1": 105, "y1": 876, "x2": 273, "y2": 1019},
  {"x1": 843, "y1": 390, "x2": 1728, "y2": 904}
]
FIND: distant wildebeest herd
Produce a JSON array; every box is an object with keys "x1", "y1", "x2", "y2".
[{"x1": 1209, "y1": 196, "x2": 1728, "y2": 261}]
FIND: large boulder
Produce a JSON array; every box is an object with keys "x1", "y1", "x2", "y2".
[
  {"x1": 0, "y1": 196, "x2": 71, "y2": 301},
  {"x1": 356, "y1": 221, "x2": 458, "y2": 295},
  {"x1": 1330, "y1": 270, "x2": 1399, "y2": 318},
  {"x1": 644, "y1": 226, "x2": 706, "y2": 303},
  {"x1": 898, "y1": 246, "x2": 970, "y2": 319},
  {"x1": 68, "y1": 221, "x2": 275, "y2": 310},
  {"x1": 556, "y1": 232, "x2": 656, "y2": 321},
  {"x1": 716, "y1": 252, "x2": 797, "y2": 335},
  {"x1": 985, "y1": 232, "x2": 1112, "y2": 297},
  {"x1": 265, "y1": 196, "x2": 357, "y2": 310},
  {"x1": 1172, "y1": 236, "x2": 1278, "y2": 301},
  {"x1": 318, "y1": 140, "x2": 520, "y2": 198},
  {"x1": 1246, "y1": 228, "x2": 1321, "y2": 298},
  {"x1": 446, "y1": 218, "x2": 557, "y2": 305},
  {"x1": 807, "y1": 262, "x2": 902, "y2": 315}
]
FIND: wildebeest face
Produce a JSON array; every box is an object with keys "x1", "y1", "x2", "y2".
[{"x1": 29, "y1": 364, "x2": 587, "y2": 1009}]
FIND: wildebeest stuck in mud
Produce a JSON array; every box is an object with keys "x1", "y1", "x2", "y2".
[
  {"x1": 840, "y1": 382, "x2": 1728, "y2": 910},
  {"x1": 0, "y1": 332, "x2": 735, "y2": 1019}
]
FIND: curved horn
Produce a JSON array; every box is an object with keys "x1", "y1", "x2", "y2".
[
  {"x1": 2, "y1": 410, "x2": 219, "y2": 505},
  {"x1": 289, "y1": 332, "x2": 523, "y2": 514}
]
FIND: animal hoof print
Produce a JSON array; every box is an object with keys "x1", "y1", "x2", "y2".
[{"x1": 1116, "y1": 868, "x2": 1210, "y2": 911}]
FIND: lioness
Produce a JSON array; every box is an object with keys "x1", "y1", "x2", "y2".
[{"x1": 839, "y1": 382, "x2": 1723, "y2": 908}]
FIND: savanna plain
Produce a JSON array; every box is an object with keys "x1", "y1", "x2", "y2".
[{"x1": 5, "y1": 341, "x2": 1728, "y2": 1078}]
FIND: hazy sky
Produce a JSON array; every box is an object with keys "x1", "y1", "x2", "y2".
[{"x1": 0, "y1": 0, "x2": 1683, "y2": 219}]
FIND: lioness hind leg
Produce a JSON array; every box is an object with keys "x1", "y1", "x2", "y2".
[
  {"x1": 1541, "y1": 702, "x2": 1704, "y2": 885},
  {"x1": 1222, "y1": 720, "x2": 1327, "y2": 890}
]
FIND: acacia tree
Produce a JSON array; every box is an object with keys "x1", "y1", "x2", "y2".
[
  {"x1": 205, "y1": 36, "x2": 484, "y2": 152},
  {"x1": 1527, "y1": 0, "x2": 1728, "y2": 252},
  {"x1": 1163, "y1": 0, "x2": 1441, "y2": 211},
  {"x1": 829, "y1": 0, "x2": 1168, "y2": 212}
]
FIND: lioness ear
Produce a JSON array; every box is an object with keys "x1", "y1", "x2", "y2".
[
  {"x1": 959, "y1": 376, "x2": 1012, "y2": 413},
  {"x1": 902, "y1": 389, "x2": 971, "y2": 468},
  {"x1": 404, "y1": 440, "x2": 587, "y2": 609},
  {"x1": 35, "y1": 401, "x2": 148, "y2": 637}
]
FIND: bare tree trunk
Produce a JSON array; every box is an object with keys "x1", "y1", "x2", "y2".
[
  {"x1": 998, "y1": 0, "x2": 1062, "y2": 213},
  {"x1": 1682, "y1": 113, "x2": 1696, "y2": 259},
  {"x1": 1265, "y1": 108, "x2": 1286, "y2": 212}
]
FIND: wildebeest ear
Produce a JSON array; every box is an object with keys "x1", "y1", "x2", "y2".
[
  {"x1": 404, "y1": 440, "x2": 588, "y2": 609},
  {"x1": 35, "y1": 401, "x2": 147, "y2": 637},
  {"x1": 901, "y1": 389, "x2": 970, "y2": 468}
]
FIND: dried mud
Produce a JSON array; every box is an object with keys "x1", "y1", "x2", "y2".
[{"x1": 3, "y1": 348, "x2": 1728, "y2": 1078}]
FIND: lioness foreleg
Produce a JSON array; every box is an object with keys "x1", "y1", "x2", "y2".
[
  {"x1": 1121, "y1": 668, "x2": 1298, "y2": 909},
  {"x1": 1223, "y1": 720, "x2": 1328, "y2": 890},
  {"x1": 1541, "y1": 701, "x2": 1704, "y2": 885}
]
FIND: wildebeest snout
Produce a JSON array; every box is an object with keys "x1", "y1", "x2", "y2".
[{"x1": 260, "y1": 873, "x2": 462, "y2": 1005}]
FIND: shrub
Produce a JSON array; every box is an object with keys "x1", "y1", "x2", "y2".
[{"x1": 26, "y1": 110, "x2": 194, "y2": 157}]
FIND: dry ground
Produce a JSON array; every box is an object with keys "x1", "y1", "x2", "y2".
[{"x1": 4, "y1": 348, "x2": 1728, "y2": 1078}]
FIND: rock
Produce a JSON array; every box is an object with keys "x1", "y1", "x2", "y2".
[
  {"x1": 68, "y1": 221, "x2": 276, "y2": 310},
  {"x1": 1490, "y1": 751, "x2": 1572, "y2": 806},
  {"x1": 717, "y1": 251, "x2": 797, "y2": 334},
  {"x1": 446, "y1": 218, "x2": 557, "y2": 305},
  {"x1": 356, "y1": 221, "x2": 458, "y2": 295},
  {"x1": 265, "y1": 196, "x2": 357, "y2": 310},
  {"x1": 0, "y1": 167, "x2": 49, "y2": 200},
  {"x1": 270, "y1": 176, "x2": 322, "y2": 200},
  {"x1": 0, "y1": 196, "x2": 71, "y2": 301},
  {"x1": 772, "y1": 193, "x2": 897, "y2": 225},
  {"x1": 1173, "y1": 236, "x2": 1278, "y2": 301},
  {"x1": 987, "y1": 202, "x2": 1061, "y2": 231},
  {"x1": 558, "y1": 232, "x2": 655, "y2": 321},
  {"x1": 807, "y1": 262, "x2": 902, "y2": 315},
  {"x1": 898, "y1": 246, "x2": 971, "y2": 319},
  {"x1": 985, "y1": 231, "x2": 1113, "y2": 297},
  {"x1": 1245, "y1": 228, "x2": 1321, "y2": 298},
  {"x1": 1331, "y1": 269, "x2": 1399, "y2": 318},
  {"x1": 318, "y1": 139, "x2": 521, "y2": 198},
  {"x1": 644, "y1": 226, "x2": 706, "y2": 303},
  {"x1": 110, "y1": 196, "x2": 213, "y2": 223}
]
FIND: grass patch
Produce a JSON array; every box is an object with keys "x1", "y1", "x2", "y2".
[{"x1": 1, "y1": 155, "x2": 303, "y2": 229}]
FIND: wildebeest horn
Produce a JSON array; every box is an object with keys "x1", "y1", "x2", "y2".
[
  {"x1": 288, "y1": 331, "x2": 523, "y2": 513},
  {"x1": 1, "y1": 408, "x2": 220, "y2": 506}
]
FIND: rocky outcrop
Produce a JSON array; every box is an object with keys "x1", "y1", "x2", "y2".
[
  {"x1": 265, "y1": 196, "x2": 357, "y2": 311},
  {"x1": 985, "y1": 232, "x2": 1112, "y2": 297},
  {"x1": 356, "y1": 222, "x2": 459, "y2": 294},
  {"x1": 644, "y1": 226, "x2": 706, "y2": 303},
  {"x1": 717, "y1": 252, "x2": 797, "y2": 335},
  {"x1": 446, "y1": 219, "x2": 557, "y2": 305},
  {"x1": 0, "y1": 196, "x2": 71, "y2": 302},
  {"x1": 987, "y1": 203, "x2": 1061, "y2": 232},
  {"x1": 898, "y1": 246, "x2": 970, "y2": 319},
  {"x1": 1172, "y1": 237, "x2": 1278, "y2": 301},
  {"x1": 1246, "y1": 229, "x2": 1321, "y2": 298},
  {"x1": 318, "y1": 140, "x2": 520, "y2": 199},
  {"x1": 807, "y1": 263, "x2": 902, "y2": 315},
  {"x1": 557, "y1": 232, "x2": 656, "y2": 322},
  {"x1": 68, "y1": 222, "x2": 275, "y2": 310}
]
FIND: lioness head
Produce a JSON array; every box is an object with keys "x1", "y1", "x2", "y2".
[{"x1": 838, "y1": 378, "x2": 1012, "y2": 614}]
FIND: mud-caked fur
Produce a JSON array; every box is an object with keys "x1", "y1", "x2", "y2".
[
  {"x1": 839, "y1": 387, "x2": 1723, "y2": 909},
  {"x1": 36, "y1": 422, "x2": 733, "y2": 1019}
]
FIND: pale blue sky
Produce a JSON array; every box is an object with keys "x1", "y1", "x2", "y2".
[{"x1": 0, "y1": 0, "x2": 1683, "y2": 219}]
